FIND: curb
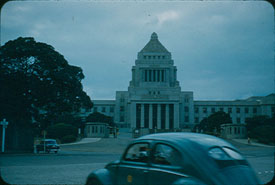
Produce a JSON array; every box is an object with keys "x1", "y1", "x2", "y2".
[
  {"x1": 60, "y1": 138, "x2": 102, "y2": 146},
  {"x1": 232, "y1": 139, "x2": 275, "y2": 148}
]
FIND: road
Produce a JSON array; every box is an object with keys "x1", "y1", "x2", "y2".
[{"x1": 0, "y1": 133, "x2": 274, "y2": 184}]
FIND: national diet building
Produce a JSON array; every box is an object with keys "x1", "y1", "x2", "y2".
[{"x1": 83, "y1": 33, "x2": 275, "y2": 132}]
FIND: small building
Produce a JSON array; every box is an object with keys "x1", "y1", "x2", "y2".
[
  {"x1": 85, "y1": 122, "x2": 109, "y2": 138},
  {"x1": 220, "y1": 123, "x2": 247, "y2": 139}
]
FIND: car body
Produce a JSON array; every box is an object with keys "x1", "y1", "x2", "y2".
[
  {"x1": 86, "y1": 132, "x2": 260, "y2": 185},
  {"x1": 36, "y1": 139, "x2": 60, "y2": 153}
]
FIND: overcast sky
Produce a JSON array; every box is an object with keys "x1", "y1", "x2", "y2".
[{"x1": 1, "y1": 1, "x2": 274, "y2": 101}]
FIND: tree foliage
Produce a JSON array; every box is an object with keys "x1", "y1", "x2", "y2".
[
  {"x1": 246, "y1": 116, "x2": 275, "y2": 144},
  {"x1": 47, "y1": 123, "x2": 78, "y2": 143},
  {"x1": 0, "y1": 37, "x2": 93, "y2": 150},
  {"x1": 197, "y1": 111, "x2": 232, "y2": 134},
  {"x1": 86, "y1": 112, "x2": 115, "y2": 127}
]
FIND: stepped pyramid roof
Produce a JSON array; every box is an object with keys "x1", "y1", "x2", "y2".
[{"x1": 140, "y1": 32, "x2": 169, "y2": 53}]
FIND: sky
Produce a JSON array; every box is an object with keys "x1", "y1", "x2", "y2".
[{"x1": 1, "y1": 0, "x2": 274, "y2": 101}]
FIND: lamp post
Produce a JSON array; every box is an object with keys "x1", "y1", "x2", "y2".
[{"x1": 0, "y1": 118, "x2": 9, "y2": 153}]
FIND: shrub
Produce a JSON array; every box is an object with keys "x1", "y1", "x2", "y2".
[
  {"x1": 61, "y1": 135, "x2": 77, "y2": 143},
  {"x1": 47, "y1": 123, "x2": 78, "y2": 141},
  {"x1": 251, "y1": 125, "x2": 275, "y2": 144}
]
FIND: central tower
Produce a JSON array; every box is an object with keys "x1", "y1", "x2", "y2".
[
  {"x1": 115, "y1": 33, "x2": 194, "y2": 132},
  {"x1": 129, "y1": 32, "x2": 180, "y2": 90}
]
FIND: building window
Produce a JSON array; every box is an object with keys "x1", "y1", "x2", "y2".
[
  {"x1": 236, "y1": 108, "x2": 240, "y2": 113},
  {"x1": 110, "y1": 107, "x2": 114, "y2": 113},
  {"x1": 184, "y1": 95, "x2": 189, "y2": 103},
  {"x1": 92, "y1": 126, "x2": 94, "y2": 133},
  {"x1": 184, "y1": 106, "x2": 189, "y2": 112},
  {"x1": 158, "y1": 56, "x2": 161, "y2": 59},
  {"x1": 272, "y1": 107, "x2": 275, "y2": 113},
  {"x1": 120, "y1": 106, "x2": 124, "y2": 111},
  {"x1": 237, "y1": 117, "x2": 240, "y2": 123},
  {"x1": 143, "y1": 56, "x2": 146, "y2": 59},
  {"x1": 245, "y1": 107, "x2": 249, "y2": 113},
  {"x1": 148, "y1": 56, "x2": 151, "y2": 59},
  {"x1": 102, "y1": 107, "x2": 106, "y2": 112},
  {"x1": 195, "y1": 117, "x2": 199, "y2": 123},
  {"x1": 219, "y1": 108, "x2": 224, "y2": 112},
  {"x1": 184, "y1": 116, "x2": 189, "y2": 122},
  {"x1": 228, "y1": 108, "x2": 232, "y2": 113},
  {"x1": 120, "y1": 115, "x2": 124, "y2": 122},
  {"x1": 153, "y1": 56, "x2": 156, "y2": 59},
  {"x1": 100, "y1": 126, "x2": 103, "y2": 133},
  {"x1": 203, "y1": 107, "x2": 207, "y2": 113},
  {"x1": 162, "y1": 56, "x2": 165, "y2": 59},
  {"x1": 93, "y1": 107, "x2": 98, "y2": 112},
  {"x1": 211, "y1": 108, "x2": 215, "y2": 113},
  {"x1": 195, "y1": 107, "x2": 199, "y2": 113},
  {"x1": 253, "y1": 107, "x2": 257, "y2": 114}
]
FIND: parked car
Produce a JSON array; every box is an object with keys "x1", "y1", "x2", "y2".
[
  {"x1": 86, "y1": 132, "x2": 260, "y2": 185},
  {"x1": 36, "y1": 139, "x2": 60, "y2": 153}
]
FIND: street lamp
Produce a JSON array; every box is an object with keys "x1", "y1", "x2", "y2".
[{"x1": 0, "y1": 118, "x2": 9, "y2": 153}]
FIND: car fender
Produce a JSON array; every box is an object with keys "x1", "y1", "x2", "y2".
[
  {"x1": 172, "y1": 177, "x2": 207, "y2": 185},
  {"x1": 86, "y1": 168, "x2": 113, "y2": 185}
]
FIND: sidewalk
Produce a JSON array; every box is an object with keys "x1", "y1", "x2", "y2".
[
  {"x1": 60, "y1": 138, "x2": 101, "y2": 146},
  {"x1": 232, "y1": 139, "x2": 275, "y2": 148},
  {"x1": 60, "y1": 132, "x2": 133, "y2": 154}
]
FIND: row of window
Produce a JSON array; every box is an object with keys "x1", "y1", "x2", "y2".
[
  {"x1": 195, "y1": 117, "x2": 243, "y2": 124},
  {"x1": 143, "y1": 55, "x2": 166, "y2": 60},
  {"x1": 193, "y1": 107, "x2": 258, "y2": 114},
  {"x1": 93, "y1": 106, "x2": 114, "y2": 113},
  {"x1": 149, "y1": 91, "x2": 161, "y2": 95},
  {"x1": 143, "y1": 69, "x2": 166, "y2": 82},
  {"x1": 88, "y1": 125, "x2": 105, "y2": 134},
  {"x1": 227, "y1": 127, "x2": 245, "y2": 135}
]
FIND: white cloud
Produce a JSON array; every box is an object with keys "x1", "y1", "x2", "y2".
[{"x1": 156, "y1": 10, "x2": 180, "y2": 26}]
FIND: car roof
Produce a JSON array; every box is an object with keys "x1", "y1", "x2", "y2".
[
  {"x1": 136, "y1": 132, "x2": 235, "y2": 150},
  {"x1": 42, "y1": 139, "x2": 56, "y2": 141}
]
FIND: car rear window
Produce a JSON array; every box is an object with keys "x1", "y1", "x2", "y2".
[{"x1": 46, "y1": 141, "x2": 56, "y2": 144}]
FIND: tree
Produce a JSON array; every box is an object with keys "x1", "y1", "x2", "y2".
[
  {"x1": 198, "y1": 111, "x2": 232, "y2": 134},
  {"x1": 245, "y1": 115, "x2": 271, "y2": 133},
  {"x1": 0, "y1": 37, "x2": 93, "y2": 150},
  {"x1": 196, "y1": 117, "x2": 208, "y2": 132},
  {"x1": 246, "y1": 116, "x2": 275, "y2": 144}
]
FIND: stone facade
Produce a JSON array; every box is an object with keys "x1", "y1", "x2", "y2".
[{"x1": 87, "y1": 33, "x2": 275, "y2": 131}]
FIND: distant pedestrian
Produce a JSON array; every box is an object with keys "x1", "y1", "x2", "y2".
[{"x1": 247, "y1": 137, "x2": 251, "y2": 144}]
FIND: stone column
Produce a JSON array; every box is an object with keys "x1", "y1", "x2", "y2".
[
  {"x1": 149, "y1": 104, "x2": 153, "y2": 129},
  {"x1": 130, "y1": 102, "x2": 136, "y2": 129},
  {"x1": 174, "y1": 103, "x2": 179, "y2": 129},
  {"x1": 157, "y1": 104, "x2": 161, "y2": 129},
  {"x1": 141, "y1": 104, "x2": 145, "y2": 128},
  {"x1": 165, "y1": 104, "x2": 169, "y2": 129}
]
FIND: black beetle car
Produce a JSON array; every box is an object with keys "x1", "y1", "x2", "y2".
[{"x1": 86, "y1": 132, "x2": 260, "y2": 185}]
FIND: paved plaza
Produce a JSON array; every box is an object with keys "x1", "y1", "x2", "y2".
[{"x1": 0, "y1": 132, "x2": 274, "y2": 184}]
